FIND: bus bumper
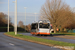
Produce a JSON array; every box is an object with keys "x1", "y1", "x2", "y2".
[
  {"x1": 31, "y1": 32, "x2": 50, "y2": 35},
  {"x1": 37, "y1": 32, "x2": 50, "y2": 35}
]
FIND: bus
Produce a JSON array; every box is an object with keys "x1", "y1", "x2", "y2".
[{"x1": 31, "y1": 20, "x2": 50, "y2": 35}]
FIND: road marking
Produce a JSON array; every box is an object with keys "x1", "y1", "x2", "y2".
[{"x1": 9, "y1": 43, "x2": 15, "y2": 46}]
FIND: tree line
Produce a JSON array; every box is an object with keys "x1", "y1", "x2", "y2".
[
  {"x1": 18, "y1": 21, "x2": 31, "y2": 32},
  {"x1": 0, "y1": 12, "x2": 13, "y2": 27},
  {"x1": 0, "y1": 12, "x2": 30, "y2": 32}
]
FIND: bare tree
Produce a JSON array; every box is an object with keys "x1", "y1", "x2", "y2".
[
  {"x1": 18, "y1": 21, "x2": 25, "y2": 29},
  {"x1": 26, "y1": 24, "x2": 31, "y2": 32},
  {"x1": 40, "y1": 0, "x2": 74, "y2": 33}
]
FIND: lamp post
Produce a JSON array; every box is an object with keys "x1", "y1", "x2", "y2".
[
  {"x1": 13, "y1": 0, "x2": 17, "y2": 35},
  {"x1": 8, "y1": 0, "x2": 9, "y2": 32},
  {"x1": 24, "y1": 7, "x2": 27, "y2": 32}
]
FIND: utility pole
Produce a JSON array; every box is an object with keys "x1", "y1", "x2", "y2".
[
  {"x1": 24, "y1": 7, "x2": 27, "y2": 32},
  {"x1": 13, "y1": 0, "x2": 17, "y2": 35},
  {"x1": 8, "y1": 0, "x2": 9, "y2": 32},
  {"x1": 15, "y1": 0, "x2": 17, "y2": 35}
]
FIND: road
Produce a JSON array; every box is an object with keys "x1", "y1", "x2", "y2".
[
  {"x1": 0, "y1": 32, "x2": 62, "y2": 50},
  {"x1": 19, "y1": 33, "x2": 75, "y2": 44}
]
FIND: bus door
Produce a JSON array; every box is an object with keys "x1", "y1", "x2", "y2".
[{"x1": 31, "y1": 23, "x2": 38, "y2": 34}]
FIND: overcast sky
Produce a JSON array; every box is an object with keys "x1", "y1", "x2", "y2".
[{"x1": 0, "y1": 0, "x2": 75, "y2": 25}]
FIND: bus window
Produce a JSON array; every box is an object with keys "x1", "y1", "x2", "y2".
[
  {"x1": 31, "y1": 23, "x2": 38, "y2": 29},
  {"x1": 39, "y1": 23, "x2": 50, "y2": 28}
]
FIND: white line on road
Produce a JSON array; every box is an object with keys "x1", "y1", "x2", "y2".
[{"x1": 9, "y1": 43, "x2": 15, "y2": 46}]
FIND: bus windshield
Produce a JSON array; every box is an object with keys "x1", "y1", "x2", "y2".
[
  {"x1": 31, "y1": 23, "x2": 38, "y2": 29},
  {"x1": 39, "y1": 23, "x2": 50, "y2": 29}
]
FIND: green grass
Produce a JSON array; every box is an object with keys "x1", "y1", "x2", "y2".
[
  {"x1": 17, "y1": 31, "x2": 30, "y2": 33},
  {"x1": 5, "y1": 32, "x2": 75, "y2": 47},
  {"x1": 52, "y1": 33, "x2": 75, "y2": 36}
]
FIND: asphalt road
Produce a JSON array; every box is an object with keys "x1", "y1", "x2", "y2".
[
  {"x1": 19, "y1": 33, "x2": 75, "y2": 44},
  {"x1": 0, "y1": 32, "x2": 62, "y2": 50}
]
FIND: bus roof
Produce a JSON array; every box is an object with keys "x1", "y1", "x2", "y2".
[
  {"x1": 38, "y1": 20, "x2": 50, "y2": 23},
  {"x1": 31, "y1": 20, "x2": 50, "y2": 24}
]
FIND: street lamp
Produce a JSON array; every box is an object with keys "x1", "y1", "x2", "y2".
[
  {"x1": 13, "y1": 0, "x2": 17, "y2": 35},
  {"x1": 34, "y1": 13, "x2": 37, "y2": 22},
  {"x1": 24, "y1": 7, "x2": 27, "y2": 32},
  {"x1": 8, "y1": 0, "x2": 9, "y2": 32}
]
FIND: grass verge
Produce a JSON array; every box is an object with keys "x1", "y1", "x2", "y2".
[
  {"x1": 5, "y1": 32, "x2": 75, "y2": 50},
  {"x1": 52, "y1": 33, "x2": 75, "y2": 36}
]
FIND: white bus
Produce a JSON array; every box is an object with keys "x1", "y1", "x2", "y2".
[{"x1": 31, "y1": 20, "x2": 50, "y2": 35}]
